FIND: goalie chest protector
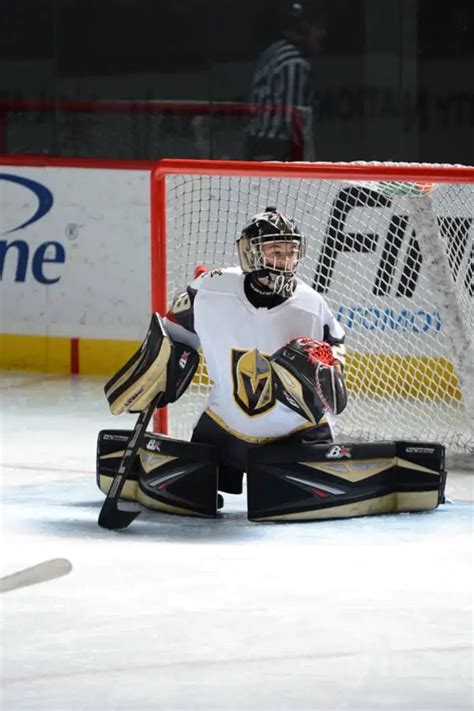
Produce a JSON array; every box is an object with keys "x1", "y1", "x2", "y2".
[{"x1": 182, "y1": 267, "x2": 345, "y2": 440}]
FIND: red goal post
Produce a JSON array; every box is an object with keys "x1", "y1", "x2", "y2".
[{"x1": 150, "y1": 159, "x2": 474, "y2": 452}]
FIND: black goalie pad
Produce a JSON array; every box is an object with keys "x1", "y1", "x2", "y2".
[
  {"x1": 247, "y1": 440, "x2": 446, "y2": 522},
  {"x1": 270, "y1": 338, "x2": 347, "y2": 425},
  {"x1": 97, "y1": 429, "x2": 219, "y2": 517},
  {"x1": 104, "y1": 313, "x2": 199, "y2": 415}
]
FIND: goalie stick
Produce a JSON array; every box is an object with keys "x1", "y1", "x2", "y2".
[
  {"x1": 98, "y1": 394, "x2": 160, "y2": 530},
  {"x1": 0, "y1": 558, "x2": 72, "y2": 593}
]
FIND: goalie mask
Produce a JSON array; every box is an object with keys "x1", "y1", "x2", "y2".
[{"x1": 237, "y1": 207, "x2": 306, "y2": 296}]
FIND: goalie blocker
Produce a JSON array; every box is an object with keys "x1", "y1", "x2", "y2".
[
  {"x1": 247, "y1": 440, "x2": 447, "y2": 521},
  {"x1": 104, "y1": 313, "x2": 200, "y2": 415}
]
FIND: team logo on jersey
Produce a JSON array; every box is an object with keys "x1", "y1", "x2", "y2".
[{"x1": 231, "y1": 348, "x2": 275, "y2": 416}]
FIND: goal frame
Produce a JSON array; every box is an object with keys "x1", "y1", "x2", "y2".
[{"x1": 150, "y1": 158, "x2": 474, "y2": 439}]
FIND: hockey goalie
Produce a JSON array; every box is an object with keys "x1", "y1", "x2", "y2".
[{"x1": 97, "y1": 207, "x2": 446, "y2": 524}]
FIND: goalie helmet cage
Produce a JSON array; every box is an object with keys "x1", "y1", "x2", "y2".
[{"x1": 150, "y1": 159, "x2": 474, "y2": 454}]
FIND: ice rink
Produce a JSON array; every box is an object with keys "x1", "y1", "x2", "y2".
[{"x1": 1, "y1": 371, "x2": 473, "y2": 711}]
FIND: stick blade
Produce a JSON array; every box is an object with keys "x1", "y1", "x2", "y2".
[
  {"x1": 0, "y1": 558, "x2": 72, "y2": 593},
  {"x1": 98, "y1": 498, "x2": 141, "y2": 530}
]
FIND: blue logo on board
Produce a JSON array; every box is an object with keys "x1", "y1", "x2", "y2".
[
  {"x1": 0, "y1": 173, "x2": 64, "y2": 284},
  {"x1": 0, "y1": 174, "x2": 54, "y2": 234}
]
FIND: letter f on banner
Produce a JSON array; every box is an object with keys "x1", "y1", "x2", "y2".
[{"x1": 313, "y1": 186, "x2": 391, "y2": 293}]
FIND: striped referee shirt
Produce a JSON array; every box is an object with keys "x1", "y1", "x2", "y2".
[{"x1": 246, "y1": 39, "x2": 313, "y2": 140}]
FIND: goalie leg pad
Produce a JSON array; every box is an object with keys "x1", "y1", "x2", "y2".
[
  {"x1": 97, "y1": 430, "x2": 219, "y2": 517},
  {"x1": 246, "y1": 440, "x2": 446, "y2": 522},
  {"x1": 104, "y1": 313, "x2": 199, "y2": 415}
]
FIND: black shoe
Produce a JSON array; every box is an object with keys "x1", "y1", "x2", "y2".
[{"x1": 217, "y1": 493, "x2": 224, "y2": 509}]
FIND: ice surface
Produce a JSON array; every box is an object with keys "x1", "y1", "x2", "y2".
[{"x1": 1, "y1": 372, "x2": 473, "y2": 710}]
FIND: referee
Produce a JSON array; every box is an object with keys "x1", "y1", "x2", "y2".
[{"x1": 244, "y1": 1, "x2": 326, "y2": 161}]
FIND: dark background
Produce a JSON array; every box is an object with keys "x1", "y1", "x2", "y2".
[{"x1": 1, "y1": 0, "x2": 473, "y2": 163}]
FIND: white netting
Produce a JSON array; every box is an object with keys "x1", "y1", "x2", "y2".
[{"x1": 156, "y1": 163, "x2": 473, "y2": 452}]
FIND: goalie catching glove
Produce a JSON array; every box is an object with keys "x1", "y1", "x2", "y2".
[
  {"x1": 270, "y1": 337, "x2": 347, "y2": 425},
  {"x1": 104, "y1": 313, "x2": 199, "y2": 415}
]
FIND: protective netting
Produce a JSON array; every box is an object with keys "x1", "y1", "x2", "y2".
[
  {"x1": 1, "y1": 102, "x2": 313, "y2": 160},
  {"x1": 158, "y1": 164, "x2": 473, "y2": 452}
]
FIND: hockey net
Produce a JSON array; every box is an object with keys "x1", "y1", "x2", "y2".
[{"x1": 150, "y1": 159, "x2": 474, "y2": 454}]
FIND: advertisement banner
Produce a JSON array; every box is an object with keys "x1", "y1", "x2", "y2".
[{"x1": 1, "y1": 166, "x2": 151, "y2": 340}]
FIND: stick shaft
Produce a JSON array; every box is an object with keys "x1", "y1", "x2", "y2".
[{"x1": 98, "y1": 398, "x2": 158, "y2": 529}]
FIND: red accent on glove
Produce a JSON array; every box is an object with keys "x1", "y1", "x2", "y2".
[{"x1": 295, "y1": 337, "x2": 337, "y2": 367}]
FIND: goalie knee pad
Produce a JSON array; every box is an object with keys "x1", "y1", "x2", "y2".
[
  {"x1": 97, "y1": 430, "x2": 219, "y2": 517},
  {"x1": 246, "y1": 440, "x2": 446, "y2": 522},
  {"x1": 104, "y1": 313, "x2": 199, "y2": 415}
]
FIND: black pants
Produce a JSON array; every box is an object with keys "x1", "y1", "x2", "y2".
[{"x1": 191, "y1": 412, "x2": 332, "y2": 494}]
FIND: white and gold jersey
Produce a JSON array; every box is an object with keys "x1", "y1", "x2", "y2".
[{"x1": 164, "y1": 267, "x2": 345, "y2": 442}]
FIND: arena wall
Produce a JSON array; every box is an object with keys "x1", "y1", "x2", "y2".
[{"x1": 1, "y1": 157, "x2": 152, "y2": 374}]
